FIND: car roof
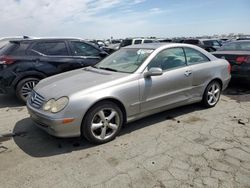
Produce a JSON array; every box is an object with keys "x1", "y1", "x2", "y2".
[
  {"x1": 200, "y1": 39, "x2": 219, "y2": 41},
  {"x1": 123, "y1": 43, "x2": 167, "y2": 49},
  {"x1": 223, "y1": 40, "x2": 250, "y2": 45},
  {"x1": 123, "y1": 42, "x2": 199, "y2": 50},
  {"x1": 231, "y1": 40, "x2": 250, "y2": 43},
  {"x1": 9, "y1": 37, "x2": 84, "y2": 43}
]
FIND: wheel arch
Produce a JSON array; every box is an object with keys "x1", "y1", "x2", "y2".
[
  {"x1": 82, "y1": 97, "x2": 128, "y2": 125},
  {"x1": 209, "y1": 78, "x2": 223, "y2": 89},
  {"x1": 203, "y1": 78, "x2": 223, "y2": 97},
  {"x1": 13, "y1": 71, "x2": 47, "y2": 89}
]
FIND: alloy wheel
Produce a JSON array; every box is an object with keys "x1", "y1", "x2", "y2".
[
  {"x1": 207, "y1": 83, "x2": 220, "y2": 106},
  {"x1": 21, "y1": 80, "x2": 39, "y2": 99},
  {"x1": 90, "y1": 108, "x2": 120, "y2": 140}
]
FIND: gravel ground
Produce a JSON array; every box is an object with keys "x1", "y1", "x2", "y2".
[{"x1": 0, "y1": 82, "x2": 250, "y2": 188}]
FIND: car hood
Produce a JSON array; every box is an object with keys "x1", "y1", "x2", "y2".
[{"x1": 34, "y1": 67, "x2": 130, "y2": 99}]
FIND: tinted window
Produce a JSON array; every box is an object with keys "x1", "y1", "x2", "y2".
[
  {"x1": 219, "y1": 41, "x2": 250, "y2": 51},
  {"x1": 148, "y1": 48, "x2": 186, "y2": 70},
  {"x1": 183, "y1": 40, "x2": 200, "y2": 45},
  {"x1": 184, "y1": 47, "x2": 210, "y2": 65},
  {"x1": 203, "y1": 40, "x2": 221, "y2": 47},
  {"x1": 144, "y1": 40, "x2": 153, "y2": 43},
  {"x1": 120, "y1": 39, "x2": 132, "y2": 47},
  {"x1": 0, "y1": 42, "x2": 15, "y2": 55},
  {"x1": 134, "y1": 40, "x2": 142, "y2": 44},
  {"x1": 0, "y1": 40, "x2": 9, "y2": 49},
  {"x1": 71, "y1": 41, "x2": 100, "y2": 56},
  {"x1": 9, "y1": 42, "x2": 30, "y2": 56},
  {"x1": 31, "y1": 42, "x2": 69, "y2": 56}
]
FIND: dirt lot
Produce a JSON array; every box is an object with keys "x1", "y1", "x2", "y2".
[{"x1": 0, "y1": 82, "x2": 250, "y2": 188}]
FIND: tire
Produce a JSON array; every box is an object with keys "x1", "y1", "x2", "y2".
[
  {"x1": 82, "y1": 101, "x2": 123, "y2": 144},
  {"x1": 202, "y1": 81, "x2": 221, "y2": 108},
  {"x1": 16, "y1": 77, "x2": 40, "y2": 103}
]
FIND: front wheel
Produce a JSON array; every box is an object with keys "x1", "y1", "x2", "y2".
[
  {"x1": 202, "y1": 81, "x2": 221, "y2": 108},
  {"x1": 82, "y1": 102, "x2": 123, "y2": 144},
  {"x1": 16, "y1": 77, "x2": 40, "y2": 103}
]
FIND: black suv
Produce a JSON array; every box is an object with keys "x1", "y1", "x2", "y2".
[{"x1": 0, "y1": 38, "x2": 108, "y2": 102}]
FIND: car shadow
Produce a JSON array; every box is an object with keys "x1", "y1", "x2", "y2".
[
  {"x1": 223, "y1": 79, "x2": 250, "y2": 102},
  {"x1": 13, "y1": 103, "x2": 205, "y2": 158},
  {"x1": 0, "y1": 94, "x2": 24, "y2": 108}
]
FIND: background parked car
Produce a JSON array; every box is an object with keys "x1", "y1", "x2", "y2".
[
  {"x1": 120, "y1": 38, "x2": 159, "y2": 48},
  {"x1": 182, "y1": 39, "x2": 222, "y2": 52},
  {"x1": 102, "y1": 43, "x2": 121, "y2": 54},
  {"x1": 212, "y1": 40, "x2": 250, "y2": 82},
  {"x1": 0, "y1": 38, "x2": 108, "y2": 102}
]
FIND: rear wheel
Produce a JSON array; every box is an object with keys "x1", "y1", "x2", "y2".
[
  {"x1": 202, "y1": 81, "x2": 221, "y2": 108},
  {"x1": 82, "y1": 102, "x2": 123, "y2": 144},
  {"x1": 16, "y1": 77, "x2": 40, "y2": 103}
]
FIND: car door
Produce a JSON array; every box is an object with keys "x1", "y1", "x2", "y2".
[
  {"x1": 183, "y1": 47, "x2": 213, "y2": 98},
  {"x1": 69, "y1": 41, "x2": 104, "y2": 67},
  {"x1": 139, "y1": 47, "x2": 193, "y2": 113},
  {"x1": 28, "y1": 41, "x2": 79, "y2": 75}
]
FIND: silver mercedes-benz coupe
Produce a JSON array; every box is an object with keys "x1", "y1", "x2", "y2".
[{"x1": 27, "y1": 43, "x2": 231, "y2": 144}]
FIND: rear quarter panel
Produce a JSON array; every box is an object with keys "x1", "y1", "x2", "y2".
[{"x1": 190, "y1": 59, "x2": 230, "y2": 98}]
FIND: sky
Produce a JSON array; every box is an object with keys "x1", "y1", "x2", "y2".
[{"x1": 0, "y1": 0, "x2": 249, "y2": 39}]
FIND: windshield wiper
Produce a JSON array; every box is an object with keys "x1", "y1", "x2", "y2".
[{"x1": 98, "y1": 67, "x2": 118, "y2": 72}]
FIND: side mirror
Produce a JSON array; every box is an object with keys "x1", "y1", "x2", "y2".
[
  {"x1": 144, "y1": 67, "x2": 163, "y2": 77},
  {"x1": 99, "y1": 51, "x2": 108, "y2": 58}
]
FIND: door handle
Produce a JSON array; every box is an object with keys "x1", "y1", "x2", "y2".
[{"x1": 184, "y1": 70, "x2": 192, "y2": 77}]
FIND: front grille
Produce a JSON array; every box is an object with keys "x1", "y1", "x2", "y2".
[{"x1": 29, "y1": 91, "x2": 45, "y2": 109}]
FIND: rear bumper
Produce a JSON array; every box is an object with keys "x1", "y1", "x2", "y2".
[{"x1": 231, "y1": 65, "x2": 250, "y2": 81}]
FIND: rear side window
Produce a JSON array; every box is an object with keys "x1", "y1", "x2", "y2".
[
  {"x1": 9, "y1": 42, "x2": 30, "y2": 56},
  {"x1": 134, "y1": 40, "x2": 142, "y2": 44},
  {"x1": 0, "y1": 40, "x2": 9, "y2": 49},
  {"x1": 71, "y1": 41, "x2": 100, "y2": 56},
  {"x1": 0, "y1": 42, "x2": 26, "y2": 56},
  {"x1": 31, "y1": 42, "x2": 69, "y2": 56},
  {"x1": 184, "y1": 47, "x2": 210, "y2": 65},
  {"x1": 0, "y1": 42, "x2": 14, "y2": 55}
]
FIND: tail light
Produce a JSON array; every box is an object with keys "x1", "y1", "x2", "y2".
[
  {"x1": 0, "y1": 56, "x2": 15, "y2": 65},
  {"x1": 236, "y1": 56, "x2": 250, "y2": 64}
]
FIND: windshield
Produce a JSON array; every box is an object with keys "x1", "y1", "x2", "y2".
[
  {"x1": 94, "y1": 48, "x2": 154, "y2": 73},
  {"x1": 218, "y1": 41, "x2": 250, "y2": 51}
]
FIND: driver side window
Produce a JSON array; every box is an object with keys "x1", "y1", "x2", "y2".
[{"x1": 148, "y1": 47, "x2": 186, "y2": 71}]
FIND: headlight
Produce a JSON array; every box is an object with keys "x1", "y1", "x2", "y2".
[{"x1": 43, "y1": 97, "x2": 69, "y2": 113}]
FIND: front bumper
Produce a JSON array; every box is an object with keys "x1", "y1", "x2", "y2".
[{"x1": 27, "y1": 102, "x2": 81, "y2": 138}]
